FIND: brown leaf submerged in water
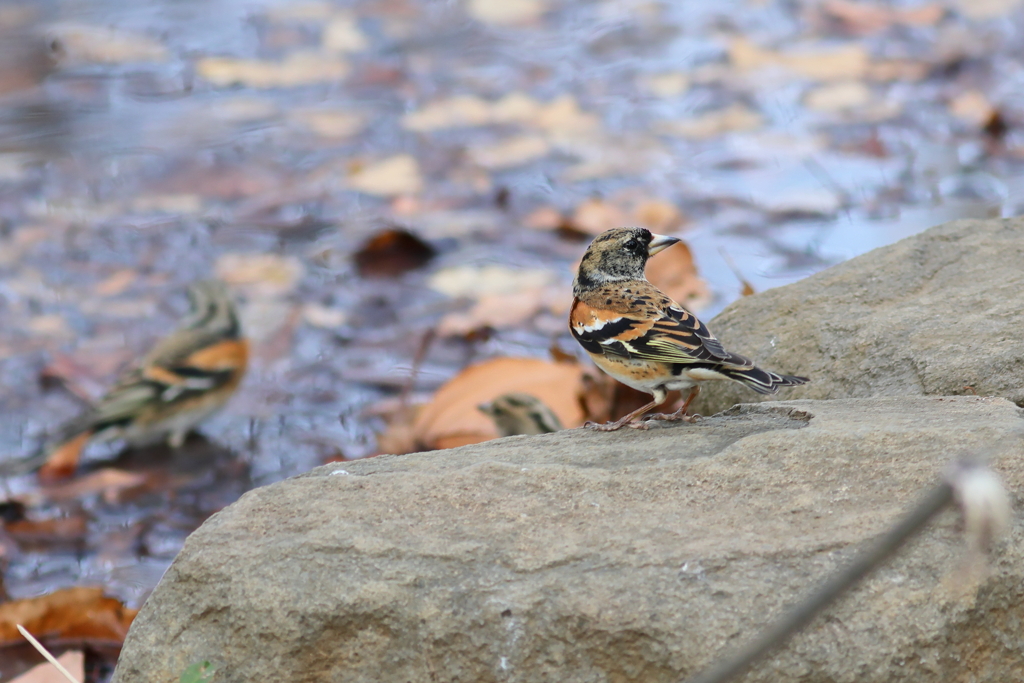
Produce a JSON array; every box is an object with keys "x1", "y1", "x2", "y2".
[
  {"x1": 0, "y1": 587, "x2": 137, "y2": 645},
  {"x1": 353, "y1": 228, "x2": 436, "y2": 278}
]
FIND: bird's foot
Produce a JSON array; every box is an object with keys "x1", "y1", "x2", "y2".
[{"x1": 585, "y1": 417, "x2": 638, "y2": 432}]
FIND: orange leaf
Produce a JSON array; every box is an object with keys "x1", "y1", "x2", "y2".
[
  {"x1": 411, "y1": 357, "x2": 585, "y2": 450},
  {"x1": 0, "y1": 587, "x2": 137, "y2": 645}
]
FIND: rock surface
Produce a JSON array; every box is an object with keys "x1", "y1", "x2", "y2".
[
  {"x1": 113, "y1": 396, "x2": 1024, "y2": 683},
  {"x1": 694, "y1": 217, "x2": 1024, "y2": 417}
]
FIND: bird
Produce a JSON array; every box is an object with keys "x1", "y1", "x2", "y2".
[
  {"x1": 36, "y1": 280, "x2": 249, "y2": 480},
  {"x1": 569, "y1": 227, "x2": 808, "y2": 431},
  {"x1": 478, "y1": 392, "x2": 563, "y2": 437}
]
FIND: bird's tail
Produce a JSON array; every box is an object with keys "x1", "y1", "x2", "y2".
[{"x1": 720, "y1": 366, "x2": 809, "y2": 395}]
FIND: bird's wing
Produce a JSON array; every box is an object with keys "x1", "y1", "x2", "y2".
[{"x1": 570, "y1": 297, "x2": 746, "y2": 366}]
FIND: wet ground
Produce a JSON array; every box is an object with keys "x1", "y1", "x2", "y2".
[{"x1": 1, "y1": 0, "x2": 1023, "y2": 674}]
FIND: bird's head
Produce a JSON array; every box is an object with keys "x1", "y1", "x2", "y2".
[{"x1": 574, "y1": 227, "x2": 680, "y2": 294}]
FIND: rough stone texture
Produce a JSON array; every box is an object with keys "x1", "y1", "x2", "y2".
[
  {"x1": 113, "y1": 396, "x2": 1024, "y2": 683},
  {"x1": 694, "y1": 218, "x2": 1024, "y2": 417}
]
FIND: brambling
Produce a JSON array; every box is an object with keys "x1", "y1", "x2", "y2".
[
  {"x1": 478, "y1": 393, "x2": 563, "y2": 437},
  {"x1": 37, "y1": 280, "x2": 248, "y2": 479},
  {"x1": 569, "y1": 227, "x2": 808, "y2": 431}
]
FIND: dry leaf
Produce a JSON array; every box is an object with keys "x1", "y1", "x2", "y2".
[
  {"x1": 322, "y1": 14, "x2": 369, "y2": 53},
  {"x1": 729, "y1": 37, "x2": 870, "y2": 81},
  {"x1": 428, "y1": 265, "x2": 554, "y2": 298},
  {"x1": 95, "y1": 269, "x2": 137, "y2": 297},
  {"x1": 469, "y1": 134, "x2": 549, "y2": 169},
  {"x1": 402, "y1": 95, "x2": 492, "y2": 131},
  {"x1": 642, "y1": 72, "x2": 691, "y2": 98},
  {"x1": 197, "y1": 52, "x2": 349, "y2": 88},
  {"x1": 4, "y1": 516, "x2": 88, "y2": 547},
  {"x1": 290, "y1": 109, "x2": 365, "y2": 138},
  {"x1": 632, "y1": 199, "x2": 685, "y2": 233},
  {"x1": 353, "y1": 228, "x2": 436, "y2": 277},
  {"x1": 412, "y1": 357, "x2": 584, "y2": 449},
  {"x1": 950, "y1": 90, "x2": 995, "y2": 127},
  {"x1": 215, "y1": 253, "x2": 304, "y2": 296},
  {"x1": 0, "y1": 587, "x2": 137, "y2": 645},
  {"x1": 346, "y1": 155, "x2": 423, "y2": 196},
  {"x1": 656, "y1": 104, "x2": 763, "y2": 139},
  {"x1": 523, "y1": 206, "x2": 564, "y2": 230},
  {"x1": 467, "y1": 0, "x2": 547, "y2": 26},
  {"x1": 40, "y1": 468, "x2": 149, "y2": 503},
  {"x1": 568, "y1": 197, "x2": 629, "y2": 236},
  {"x1": 437, "y1": 284, "x2": 570, "y2": 336},
  {"x1": 645, "y1": 239, "x2": 711, "y2": 311},
  {"x1": 302, "y1": 303, "x2": 348, "y2": 328},
  {"x1": 49, "y1": 24, "x2": 167, "y2": 64},
  {"x1": 819, "y1": 0, "x2": 944, "y2": 33},
  {"x1": 804, "y1": 81, "x2": 872, "y2": 112},
  {"x1": 10, "y1": 650, "x2": 84, "y2": 683}
]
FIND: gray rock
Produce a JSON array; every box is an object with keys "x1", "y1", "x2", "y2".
[
  {"x1": 113, "y1": 396, "x2": 1024, "y2": 683},
  {"x1": 693, "y1": 217, "x2": 1024, "y2": 417}
]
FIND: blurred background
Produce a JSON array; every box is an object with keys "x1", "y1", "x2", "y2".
[{"x1": 1, "y1": 0, "x2": 1023, "y2": 678}]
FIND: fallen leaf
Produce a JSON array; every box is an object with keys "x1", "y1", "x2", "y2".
[
  {"x1": 523, "y1": 206, "x2": 564, "y2": 230},
  {"x1": 0, "y1": 587, "x2": 137, "y2": 645},
  {"x1": 467, "y1": 0, "x2": 547, "y2": 25},
  {"x1": 411, "y1": 357, "x2": 585, "y2": 449},
  {"x1": 641, "y1": 72, "x2": 691, "y2": 98},
  {"x1": 567, "y1": 198, "x2": 629, "y2": 236},
  {"x1": 40, "y1": 468, "x2": 149, "y2": 503},
  {"x1": 535, "y1": 95, "x2": 602, "y2": 137},
  {"x1": 437, "y1": 284, "x2": 570, "y2": 336},
  {"x1": 632, "y1": 199, "x2": 686, "y2": 233},
  {"x1": 469, "y1": 134, "x2": 549, "y2": 169},
  {"x1": 818, "y1": 0, "x2": 944, "y2": 34},
  {"x1": 656, "y1": 104, "x2": 763, "y2": 140},
  {"x1": 645, "y1": 239, "x2": 711, "y2": 311},
  {"x1": 4, "y1": 516, "x2": 88, "y2": 548},
  {"x1": 428, "y1": 265, "x2": 554, "y2": 298},
  {"x1": 215, "y1": 253, "x2": 304, "y2": 296},
  {"x1": 302, "y1": 303, "x2": 348, "y2": 328},
  {"x1": 346, "y1": 155, "x2": 423, "y2": 196},
  {"x1": 804, "y1": 81, "x2": 872, "y2": 112},
  {"x1": 10, "y1": 650, "x2": 84, "y2": 683},
  {"x1": 322, "y1": 14, "x2": 369, "y2": 53},
  {"x1": 197, "y1": 51, "x2": 349, "y2": 88},
  {"x1": 729, "y1": 37, "x2": 870, "y2": 81},
  {"x1": 49, "y1": 24, "x2": 168, "y2": 63},
  {"x1": 27, "y1": 315, "x2": 71, "y2": 339},
  {"x1": 353, "y1": 228, "x2": 436, "y2": 277},
  {"x1": 290, "y1": 109, "x2": 365, "y2": 139},
  {"x1": 402, "y1": 95, "x2": 493, "y2": 131},
  {"x1": 94, "y1": 269, "x2": 137, "y2": 297},
  {"x1": 950, "y1": 90, "x2": 995, "y2": 127}
]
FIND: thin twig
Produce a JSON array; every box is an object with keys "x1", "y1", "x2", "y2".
[
  {"x1": 682, "y1": 481, "x2": 954, "y2": 683},
  {"x1": 16, "y1": 625, "x2": 83, "y2": 683}
]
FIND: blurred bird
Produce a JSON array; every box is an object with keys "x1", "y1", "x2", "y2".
[
  {"x1": 478, "y1": 393, "x2": 563, "y2": 437},
  {"x1": 569, "y1": 227, "x2": 808, "y2": 431},
  {"x1": 37, "y1": 280, "x2": 248, "y2": 479}
]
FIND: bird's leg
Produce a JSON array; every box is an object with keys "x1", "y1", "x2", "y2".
[
  {"x1": 643, "y1": 386, "x2": 701, "y2": 424},
  {"x1": 585, "y1": 392, "x2": 666, "y2": 432}
]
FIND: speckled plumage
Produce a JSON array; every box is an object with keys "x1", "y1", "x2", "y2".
[{"x1": 569, "y1": 227, "x2": 808, "y2": 431}]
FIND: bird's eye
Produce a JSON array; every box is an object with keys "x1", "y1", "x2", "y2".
[{"x1": 625, "y1": 239, "x2": 639, "y2": 251}]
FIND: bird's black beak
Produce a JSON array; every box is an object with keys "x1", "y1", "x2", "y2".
[{"x1": 648, "y1": 233, "x2": 681, "y2": 256}]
